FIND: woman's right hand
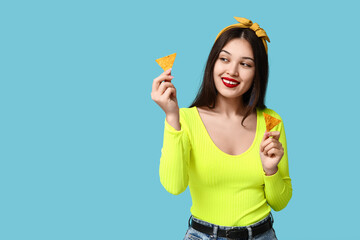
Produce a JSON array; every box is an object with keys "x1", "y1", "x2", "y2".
[{"x1": 151, "y1": 68, "x2": 179, "y2": 116}]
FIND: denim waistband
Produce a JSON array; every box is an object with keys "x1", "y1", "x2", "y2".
[{"x1": 188, "y1": 213, "x2": 274, "y2": 230}]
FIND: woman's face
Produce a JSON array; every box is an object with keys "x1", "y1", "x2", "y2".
[{"x1": 213, "y1": 38, "x2": 255, "y2": 100}]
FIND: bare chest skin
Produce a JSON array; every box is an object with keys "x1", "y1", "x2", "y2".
[{"x1": 197, "y1": 107, "x2": 257, "y2": 156}]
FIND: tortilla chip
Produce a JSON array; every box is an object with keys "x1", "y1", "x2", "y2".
[
  {"x1": 263, "y1": 112, "x2": 282, "y2": 132},
  {"x1": 155, "y1": 53, "x2": 176, "y2": 71}
]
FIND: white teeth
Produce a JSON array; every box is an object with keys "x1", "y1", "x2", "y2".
[{"x1": 223, "y1": 79, "x2": 239, "y2": 85}]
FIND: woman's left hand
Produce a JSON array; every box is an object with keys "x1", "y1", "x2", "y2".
[{"x1": 260, "y1": 131, "x2": 284, "y2": 176}]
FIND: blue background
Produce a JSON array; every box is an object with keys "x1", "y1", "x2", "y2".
[{"x1": 1, "y1": 0, "x2": 359, "y2": 239}]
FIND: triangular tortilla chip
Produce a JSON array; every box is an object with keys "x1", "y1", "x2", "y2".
[
  {"x1": 155, "y1": 53, "x2": 176, "y2": 71},
  {"x1": 263, "y1": 112, "x2": 282, "y2": 132}
]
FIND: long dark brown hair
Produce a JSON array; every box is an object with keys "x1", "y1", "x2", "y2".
[{"x1": 188, "y1": 28, "x2": 269, "y2": 127}]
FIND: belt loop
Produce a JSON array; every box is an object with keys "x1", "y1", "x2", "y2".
[
  {"x1": 246, "y1": 226, "x2": 252, "y2": 240},
  {"x1": 210, "y1": 225, "x2": 218, "y2": 239},
  {"x1": 188, "y1": 215, "x2": 193, "y2": 227}
]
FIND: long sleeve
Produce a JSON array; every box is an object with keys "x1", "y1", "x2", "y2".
[
  {"x1": 159, "y1": 111, "x2": 191, "y2": 195},
  {"x1": 263, "y1": 119, "x2": 292, "y2": 211}
]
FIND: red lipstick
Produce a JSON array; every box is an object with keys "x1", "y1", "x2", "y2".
[
  {"x1": 222, "y1": 77, "x2": 239, "y2": 83},
  {"x1": 221, "y1": 77, "x2": 240, "y2": 88}
]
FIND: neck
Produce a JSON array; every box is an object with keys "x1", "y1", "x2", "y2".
[{"x1": 213, "y1": 95, "x2": 248, "y2": 119}]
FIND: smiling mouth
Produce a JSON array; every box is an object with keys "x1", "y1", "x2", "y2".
[
  {"x1": 222, "y1": 77, "x2": 240, "y2": 83},
  {"x1": 222, "y1": 79, "x2": 239, "y2": 85},
  {"x1": 221, "y1": 78, "x2": 240, "y2": 88}
]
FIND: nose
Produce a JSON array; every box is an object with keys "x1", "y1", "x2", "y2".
[{"x1": 227, "y1": 63, "x2": 239, "y2": 77}]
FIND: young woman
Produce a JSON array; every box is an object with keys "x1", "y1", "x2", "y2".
[{"x1": 151, "y1": 17, "x2": 292, "y2": 240}]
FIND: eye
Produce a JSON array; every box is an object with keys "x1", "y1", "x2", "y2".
[
  {"x1": 220, "y1": 57, "x2": 229, "y2": 62},
  {"x1": 241, "y1": 62, "x2": 252, "y2": 67}
]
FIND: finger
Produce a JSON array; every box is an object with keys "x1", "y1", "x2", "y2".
[
  {"x1": 163, "y1": 68, "x2": 172, "y2": 77},
  {"x1": 164, "y1": 86, "x2": 176, "y2": 99},
  {"x1": 261, "y1": 136, "x2": 281, "y2": 153},
  {"x1": 152, "y1": 69, "x2": 173, "y2": 92},
  {"x1": 173, "y1": 86, "x2": 177, "y2": 98},
  {"x1": 158, "y1": 82, "x2": 175, "y2": 94},
  {"x1": 267, "y1": 131, "x2": 280, "y2": 140},
  {"x1": 267, "y1": 148, "x2": 282, "y2": 158},
  {"x1": 157, "y1": 70, "x2": 174, "y2": 82},
  {"x1": 153, "y1": 75, "x2": 174, "y2": 93},
  {"x1": 263, "y1": 141, "x2": 282, "y2": 155},
  {"x1": 260, "y1": 131, "x2": 270, "y2": 152},
  {"x1": 159, "y1": 82, "x2": 175, "y2": 95},
  {"x1": 161, "y1": 75, "x2": 174, "y2": 83},
  {"x1": 162, "y1": 87, "x2": 175, "y2": 101},
  {"x1": 164, "y1": 68, "x2": 172, "y2": 76}
]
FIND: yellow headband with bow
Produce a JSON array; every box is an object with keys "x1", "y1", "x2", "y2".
[{"x1": 215, "y1": 17, "x2": 270, "y2": 54}]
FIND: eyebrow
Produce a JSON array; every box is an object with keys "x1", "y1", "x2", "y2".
[{"x1": 220, "y1": 50, "x2": 254, "y2": 62}]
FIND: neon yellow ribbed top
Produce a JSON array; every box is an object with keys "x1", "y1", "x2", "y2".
[{"x1": 159, "y1": 106, "x2": 292, "y2": 227}]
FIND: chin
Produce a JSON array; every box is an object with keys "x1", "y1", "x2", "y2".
[{"x1": 218, "y1": 91, "x2": 242, "y2": 99}]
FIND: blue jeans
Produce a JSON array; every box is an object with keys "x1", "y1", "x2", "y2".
[{"x1": 183, "y1": 213, "x2": 278, "y2": 240}]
